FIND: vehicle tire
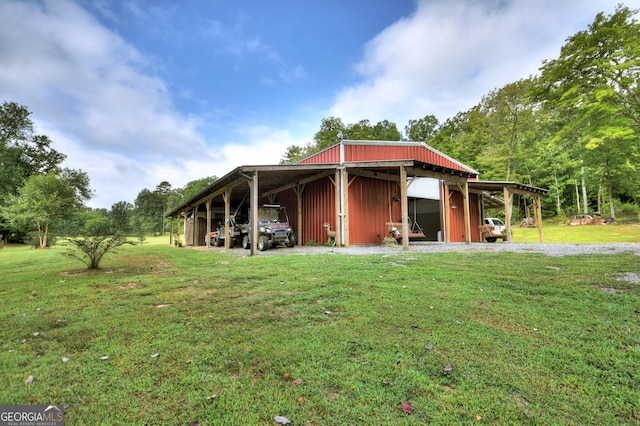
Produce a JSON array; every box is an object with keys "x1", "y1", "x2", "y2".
[
  {"x1": 286, "y1": 234, "x2": 297, "y2": 247},
  {"x1": 486, "y1": 237, "x2": 497, "y2": 243},
  {"x1": 213, "y1": 232, "x2": 223, "y2": 247},
  {"x1": 257, "y1": 235, "x2": 269, "y2": 251},
  {"x1": 242, "y1": 235, "x2": 250, "y2": 249}
]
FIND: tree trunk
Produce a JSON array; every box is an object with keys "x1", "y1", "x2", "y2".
[
  {"x1": 608, "y1": 184, "x2": 616, "y2": 222},
  {"x1": 581, "y1": 166, "x2": 588, "y2": 214},
  {"x1": 554, "y1": 171, "x2": 561, "y2": 215},
  {"x1": 575, "y1": 182, "x2": 580, "y2": 214},
  {"x1": 597, "y1": 181, "x2": 602, "y2": 215}
]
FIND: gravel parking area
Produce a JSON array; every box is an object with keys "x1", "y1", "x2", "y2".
[{"x1": 250, "y1": 242, "x2": 640, "y2": 257}]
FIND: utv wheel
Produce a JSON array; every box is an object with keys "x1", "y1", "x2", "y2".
[
  {"x1": 486, "y1": 237, "x2": 497, "y2": 243},
  {"x1": 286, "y1": 234, "x2": 297, "y2": 247},
  {"x1": 242, "y1": 235, "x2": 250, "y2": 249},
  {"x1": 257, "y1": 235, "x2": 269, "y2": 251},
  {"x1": 213, "y1": 233, "x2": 223, "y2": 247}
]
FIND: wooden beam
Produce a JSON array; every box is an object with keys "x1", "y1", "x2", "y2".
[
  {"x1": 535, "y1": 195, "x2": 544, "y2": 243},
  {"x1": 261, "y1": 170, "x2": 334, "y2": 198},
  {"x1": 400, "y1": 165, "x2": 409, "y2": 251},
  {"x1": 343, "y1": 169, "x2": 350, "y2": 247},
  {"x1": 462, "y1": 181, "x2": 471, "y2": 244},
  {"x1": 503, "y1": 187, "x2": 514, "y2": 242},
  {"x1": 223, "y1": 189, "x2": 231, "y2": 250},
  {"x1": 347, "y1": 168, "x2": 399, "y2": 183},
  {"x1": 250, "y1": 171, "x2": 258, "y2": 255},
  {"x1": 293, "y1": 183, "x2": 305, "y2": 245},
  {"x1": 443, "y1": 182, "x2": 451, "y2": 243},
  {"x1": 169, "y1": 217, "x2": 174, "y2": 246},
  {"x1": 205, "y1": 199, "x2": 211, "y2": 248},
  {"x1": 334, "y1": 169, "x2": 341, "y2": 246}
]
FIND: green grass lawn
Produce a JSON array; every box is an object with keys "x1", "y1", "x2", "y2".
[
  {"x1": 1, "y1": 238, "x2": 639, "y2": 425},
  {"x1": 513, "y1": 222, "x2": 640, "y2": 243}
]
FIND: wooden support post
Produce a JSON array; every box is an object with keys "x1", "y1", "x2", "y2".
[
  {"x1": 223, "y1": 189, "x2": 231, "y2": 250},
  {"x1": 205, "y1": 200, "x2": 211, "y2": 248},
  {"x1": 250, "y1": 171, "x2": 259, "y2": 255},
  {"x1": 400, "y1": 166, "x2": 409, "y2": 251},
  {"x1": 503, "y1": 187, "x2": 513, "y2": 243},
  {"x1": 443, "y1": 182, "x2": 451, "y2": 243},
  {"x1": 169, "y1": 217, "x2": 174, "y2": 246},
  {"x1": 294, "y1": 184, "x2": 305, "y2": 246},
  {"x1": 462, "y1": 181, "x2": 471, "y2": 244},
  {"x1": 334, "y1": 169, "x2": 341, "y2": 246},
  {"x1": 343, "y1": 169, "x2": 350, "y2": 247},
  {"x1": 535, "y1": 195, "x2": 544, "y2": 243},
  {"x1": 193, "y1": 204, "x2": 200, "y2": 246}
]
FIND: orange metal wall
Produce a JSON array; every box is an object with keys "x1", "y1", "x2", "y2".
[
  {"x1": 300, "y1": 178, "x2": 336, "y2": 245},
  {"x1": 300, "y1": 142, "x2": 470, "y2": 174},
  {"x1": 447, "y1": 192, "x2": 482, "y2": 242},
  {"x1": 300, "y1": 146, "x2": 341, "y2": 164},
  {"x1": 348, "y1": 177, "x2": 402, "y2": 244}
]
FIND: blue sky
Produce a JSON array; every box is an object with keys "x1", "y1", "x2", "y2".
[{"x1": 1, "y1": 0, "x2": 637, "y2": 208}]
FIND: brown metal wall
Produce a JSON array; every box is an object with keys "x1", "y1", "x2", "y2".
[
  {"x1": 301, "y1": 178, "x2": 336, "y2": 245},
  {"x1": 300, "y1": 146, "x2": 340, "y2": 164},
  {"x1": 348, "y1": 177, "x2": 402, "y2": 244}
]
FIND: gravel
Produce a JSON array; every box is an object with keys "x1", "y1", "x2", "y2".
[{"x1": 250, "y1": 242, "x2": 640, "y2": 257}]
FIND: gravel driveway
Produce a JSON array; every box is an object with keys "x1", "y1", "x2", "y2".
[{"x1": 253, "y1": 242, "x2": 640, "y2": 257}]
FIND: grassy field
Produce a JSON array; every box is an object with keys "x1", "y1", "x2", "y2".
[
  {"x1": 0, "y1": 234, "x2": 639, "y2": 425},
  {"x1": 513, "y1": 222, "x2": 640, "y2": 243}
]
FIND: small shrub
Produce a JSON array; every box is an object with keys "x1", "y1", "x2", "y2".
[{"x1": 382, "y1": 236, "x2": 398, "y2": 247}]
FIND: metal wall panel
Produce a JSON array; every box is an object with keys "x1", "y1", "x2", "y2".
[
  {"x1": 447, "y1": 192, "x2": 482, "y2": 242},
  {"x1": 301, "y1": 178, "x2": 336, "y2": 245},
  {"x1": 348, "y1": 177, "x2": 402, "y2": 244},
  {"x1": 300, "y1": 146, "x2": 341, "y2": 164}
]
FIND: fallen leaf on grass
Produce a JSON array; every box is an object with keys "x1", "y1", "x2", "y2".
[
  {"x1": 524, "y1": 409, "x2": 532, "y2": 418},
  {"x1": 62, "y1": 357, "x2": 70, "y2": 362},
  {"x1": 274, "y1": 415, "x2": 291, "y2": 424},
  {"x1": 402, "y1": 402, "x2": 413, "y2": 414},
  {"x1": 189, "y1": 422, "x2": 201, "y2": 426},
  {"x1": 150, "y1": 353, "x2": 159, "y2": 358},
  {"x1": 33, "y1": 332, "x2": 40, "y2": 337},
  {"x1": 185, "y1": 359, "x2": 193, "y2": 364},
  {"x1": 283, "y1": 373, "x2": 291, "y2": 379},
  {"x1": 382, "y1": 379, "x2": 390, "y2": 385},
  {"x1": 100, "y1": 356, "x2": 109, "y2": 360},
  {"x1": 139, "y1": 392, "x2": 147, "y2": 399},
  {"x1": 476, "y1": 415, "x2": 482, "y2": 420},
  {"x1": 294, "y1": 378, "x2": 302, "y2": 386},
  {"x1": 25, "y1": 375, "x2": 34, "y2": 384},
  {"x1": 425, "y1": 344, "x2": 434, "y2": 350},
  {"x1": 206, "y1": 394, "x2": 217, "y2": 400},
  {"x1": 444, "y1": 362, "x2": 453, "y2": 372}
]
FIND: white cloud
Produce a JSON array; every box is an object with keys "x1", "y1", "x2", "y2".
[{"x1": 330, "y1": 0, "x2": 637, "y2": 125}]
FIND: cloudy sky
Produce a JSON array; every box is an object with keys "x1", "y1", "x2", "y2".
[{"x1": 0, "y1": 0, "x2": 636, "y2": 208}]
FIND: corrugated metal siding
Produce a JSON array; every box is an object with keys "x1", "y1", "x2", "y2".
[
  {"x1": 300, "y1": 146, "x2": 341, "y2": 164},
  {"x1": 448, "y1": 192, "x2": 482, "y2": 242},
  {"x1": 344, "y1": 144, "x2": 469, "y2": 172},
  {"x1": 348, "y1": 177, "x2": 401, "y2": 244},
  {"x1": 301, "y1": 178, "x2": 336, "y2": 245}
]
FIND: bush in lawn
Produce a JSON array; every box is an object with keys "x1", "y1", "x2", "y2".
[
  {"x1": 65, "y1": 233, "x2": 137, "y2": 269},
  {"x1": 65, "y1": 219, "x2": 137, "y2": 269}
]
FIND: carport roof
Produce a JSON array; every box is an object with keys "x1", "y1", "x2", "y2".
[
  {"x1": 468, "y1": 181, "x2": 549, "y2": 196},
  {"x1": 166, "y1": 160, "x2": 479, "y2": 217}
]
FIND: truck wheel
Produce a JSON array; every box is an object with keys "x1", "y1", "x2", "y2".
[
  {"x1": 257, "y1": 235, "x2": 269, "y2": 251},
  {"x1": 242, "y1": 235, "x2": 250, "y2": 249}
]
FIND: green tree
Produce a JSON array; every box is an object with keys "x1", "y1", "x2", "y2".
[
  {"x1": 537, "y1": 5, "x2": 640, "y2": 219},
  {"x1": 132, "y1": 188, "x2": 163, "y2": 235},
  {"x1": 110, "y1": 201, "x2": 134, "y2": 233},
  {"x1": 405, "y1": 115, "x2": 439, "y2": 141},
  {"x1": 0, "y1": 101, "x2": 66, "y2": 242},
  {"x1": 4, "y1": 170, "x2": 91, "y2": 248},
  {"x1": 155, "y1": 181, "x2": 172, "y2": 236}
]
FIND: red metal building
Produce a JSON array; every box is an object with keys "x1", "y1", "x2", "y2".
[{"x1": 167, "y1": 140, "x2": 547, "y2": 252}]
